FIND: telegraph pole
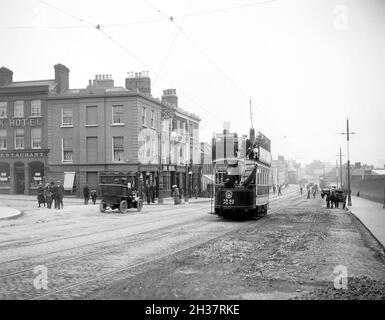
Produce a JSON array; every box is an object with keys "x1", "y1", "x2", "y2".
[
  {"x1": 339, "y1": 147, "x2": 343, "y2": 188},
  {"x1": 340, "y1": 118, "x2": 355, "y2": 206},
  {"x1": 336, "y1": 160, "x2": 339, "y2": 189},
  {"x1": 336, "y1": 147, "x2": 345, "y2": 188}
]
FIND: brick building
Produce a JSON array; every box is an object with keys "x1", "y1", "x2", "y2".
[
  {"x1": 0, "y1": 64, "x2": 67, "y2": 194},
  {"x1": 46, "y1": 70, "x2": 201, "y2": 197}
]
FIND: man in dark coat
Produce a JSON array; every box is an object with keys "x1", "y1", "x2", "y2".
[
  {"x1": 150, "y1": 184, "x2": 155, "y2": 203},
  {"x1": 83, "y1": 184, "x2": 90, "y2": 205},
  {"x1": 37, "y1": 183, "x2": 45, "y2": 207},
  {"x1": 56, "y1": 181, "x2": 64, "y2": 209},
  {"x1": 90, "y1": 188, "x2": 97, "y2": 204},
  {"x1": 145, "y1": 185, "x2": 151, "y2": 205},
  {"x1": 51, "y1": 181, "x2": 58, "y2": 209}
]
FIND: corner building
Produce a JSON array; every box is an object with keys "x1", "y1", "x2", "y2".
[
  {"x1": 47, "y1": 72, "x2": 201, "y2": 197},
  {"x1": 0, "y1": 64, "x2": 68, "y2": 194}
]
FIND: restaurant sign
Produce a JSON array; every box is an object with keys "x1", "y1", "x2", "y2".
[{"x1": 0, "y1": 149, "x2": 48, "y2": 159}]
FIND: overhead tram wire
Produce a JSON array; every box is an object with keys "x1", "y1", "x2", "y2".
[
  {"x1": 143, "y1": 0, "x2": 286, "y2": 138},
  {"x1": 102, "y1": 0, "x2": 279, "y2": 28},
  {"x1": 152, "y1": 0, "x2": 193, "y2": 87},
  {"x1": 34, "y1": 1, "x2": 233, "y2": 124}
]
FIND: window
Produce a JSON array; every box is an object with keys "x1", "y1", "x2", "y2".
[
  {"x1": 62, "y1": 138, "x2": 73, "y2": 162},
  {"x1": 0, "y1": 102, "x2": 7, "y2": 118},
  {"x1": 0, "y1": 130, "x2": 6, "y2": 149},
  {"x1": 150, "y1": 110, "x2": 155, "y2": 128},
  {"x1": 30, "y1": 100, "x2": 41, "y2": 117},
  {"x1": 86, "y1": 137, "x2": 98, "y2": 162},
  {"x1": 141, "y1": 107, "x2": 146, "y2": 126},
  {"x1": 14, "y1": 128, "x2": 24, "y2": 149},
  {"x1": 86, "y1": 106, "x2": 98, "y2": 125},
  {"x1": 62, "y1": 108, "x2": 73, "y2": 126},
  {"x1": 112, "y1": 105, "x2": 123, "y2": 124},
  {"x1": 14, "y1": 101, "x2": 24, "y2": 118},
  {"x1": 113, "y1": 136, "x2": 124, "y2": 162},
  {"x1": 31, "y1": 127, "x2": 41, "y2": 149}
]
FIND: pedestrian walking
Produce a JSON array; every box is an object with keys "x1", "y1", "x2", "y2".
[
  {"x1": 150, "y1": 184, "x2": 155, "y2": 203},
  {"x1": 278, "y1": 185, "x2": 282, "y2": 196},
  {"x1": 83, "y1": 184, "x2": 90, "y2": 205},
  {"x1": 44, "y1": 184, "x2": 53, "y2": 209},
  {"x1": 179, "y1": 187, "x2": 184, "y2": 199},
  {"x1": 37, "y1": 183, "x2": 45, "y2": 207},
  {"x1": 51, "y1": 181, "x2": 58, "y2": 209},
  {"x1": 145, "y1": 184, "x2": 151, "y2": 205},
  {"x1": 300, "y1": 186, "x2": 303, "y2": 195},
  {"x1": 307, "y1": 188, "x2": 310, "y2": 199},
  {"x1": 326, "y1": 192, "x2": 331, "y2": 208},
  {"x1": 273, "y1": 185, "x2": 276, "y2": 194},
  {"x1": 313, "y1": 188, "x2": 316, "y2": 198},
  {"x1": 56, "y1": 181, "x2": 64, "y2": 209},
  {"x1": 90, "y1": 188, "x2": 97, "y2": 204}
]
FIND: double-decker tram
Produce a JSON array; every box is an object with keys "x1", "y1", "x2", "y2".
[{"x1": 212, "y1": 127, "x2": 272, "y2": 218}]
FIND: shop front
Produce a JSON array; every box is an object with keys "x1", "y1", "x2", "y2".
[{"x1": 0, "y1": 149, "x2": 48, "y2": 195}]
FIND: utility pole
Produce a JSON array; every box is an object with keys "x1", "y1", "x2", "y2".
[
  {"x1": 340, "y1": 118, "x2": 356, "y2": 206},
  {"x1": 339, "y1": 147, "x2": 342, "y2": 188},
  {"x1": 336, "y1": 147, "x2": 345, "y2": 188},
  {"x1": 336, "y1": 159, "x2": 339, "y2": 189}
]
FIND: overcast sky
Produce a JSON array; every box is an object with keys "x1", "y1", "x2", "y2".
[{"x1": 1, "y1": 0, "x2": 384, "y2": 167}]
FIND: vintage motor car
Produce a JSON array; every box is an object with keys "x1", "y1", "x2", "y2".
[{"x1": 99, "y1": 184, "x2": 143, "y2": 213}]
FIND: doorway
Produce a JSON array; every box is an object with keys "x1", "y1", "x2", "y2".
[{"x1": 14, "y1": 162, "x2": 25, "y2": 194}]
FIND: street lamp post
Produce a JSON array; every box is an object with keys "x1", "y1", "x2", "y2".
[{"x1": 158, "y1": 131, "x2": 164, "y2": 204}]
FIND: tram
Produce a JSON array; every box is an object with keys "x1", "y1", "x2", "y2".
[{"x1": 211, "y1": 127, "x2": 272, "y2": 218}]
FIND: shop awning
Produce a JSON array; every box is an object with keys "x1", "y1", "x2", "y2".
[{"x1": 63, "y1": 172, "x2": 76, "y2": 190}]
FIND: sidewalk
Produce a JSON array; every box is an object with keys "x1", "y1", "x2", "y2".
[
  {"x1": 0, "y1": 206, "x2": 22, "y2": 220},
  {"x1": 347, "y1": 195, "x2": 385, "y2": 249}
]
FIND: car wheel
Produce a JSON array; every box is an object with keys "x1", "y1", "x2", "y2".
[
  {"x1": 99, "y1": 201, "x2": 106, "y2": 213},
  {"x1": 137, "y1": 199, "x2": 143, "y2": 212},
  {"x1": 119, "y1": 200, "x2": 128, "y2": 213}
]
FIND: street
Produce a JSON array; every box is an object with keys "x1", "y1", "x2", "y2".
[{"x1": 0, "y1": 186, "x2": 384, "y2": 300}]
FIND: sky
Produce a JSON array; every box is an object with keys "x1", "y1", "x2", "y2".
[{"x1": 1, "y1": 0, "x2": 384, "y2": 167}]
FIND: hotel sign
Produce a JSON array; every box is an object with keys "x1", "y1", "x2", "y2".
[
  {"x1": 0, "y1": 149, "x2": 48, "y2": 159},
  {"x1": 0, "y1": 117, "x2": 43, "y2": 127}
]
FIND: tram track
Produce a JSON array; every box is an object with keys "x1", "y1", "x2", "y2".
[
  {"x1": 30, "y1": 197, "x2": 299, "y2": 300},
  {"x1": 0, "y1": 190, "x2": 300, "y2": 300},
  {"x1": 0, "y1": 203, "x2": 208, "y2": 256}
]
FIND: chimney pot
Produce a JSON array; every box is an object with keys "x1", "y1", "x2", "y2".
[{"x1": 0, "y1": 67, "x2": 13, "y2": 86}]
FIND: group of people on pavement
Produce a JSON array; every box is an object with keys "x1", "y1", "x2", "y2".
[
  {"x1": 82, "y1": 184, "x2": 97, "y2": 205},
  {"x1": 36, "y1": 181, "x2": 65, "y2": 209},
  {"x1": 325, "y1": 187, "x2": 347, "y2": 209}
]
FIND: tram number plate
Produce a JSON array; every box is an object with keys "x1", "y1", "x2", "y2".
[{"x1": 223, "y1": 199, "x2": 234, "y2": 205}]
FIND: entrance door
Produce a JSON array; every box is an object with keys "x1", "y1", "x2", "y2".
[
  {"x1": 86, "y1": 172, "x2": 98, "y2": 189},
  {"x1": 15, "y1": 171, "x2": 24, "y2": 194}
]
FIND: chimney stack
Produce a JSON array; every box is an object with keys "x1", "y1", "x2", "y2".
[
  {"x1": 0, "y1": 67, "x2": 13, "y2": 86},
  {"x1": 125, "y1": 70, "x2": 151, "y2": 95},
  {"x1": 161, "y1": 88, "x2": 178, "y2": 108},
  {"x1": 54, "y1": 64, "x2": 70, "y2": 93}
]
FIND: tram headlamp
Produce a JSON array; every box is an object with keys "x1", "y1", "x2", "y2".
[{"x1": 225, "y1": 191, "x2": 233, "y2": 199}]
